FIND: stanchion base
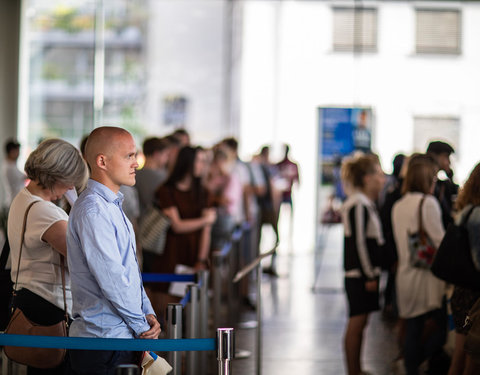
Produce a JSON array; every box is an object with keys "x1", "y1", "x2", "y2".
[
  {"x1": 234, "y1": 349, "x2": 252, "y2": 359},
  {"x1": 237, "y1": 320, "x2": 258, "y2": 329}
]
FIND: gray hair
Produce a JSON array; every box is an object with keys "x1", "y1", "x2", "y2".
[{"x1": 24, "y1": 138, "x2": 88, "y2": 190}]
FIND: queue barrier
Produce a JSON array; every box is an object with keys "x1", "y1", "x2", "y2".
[
  {"x1": 1, "y1": 223, "x2": 251, "y2": 375},
  {"x1": 0, "y1": 329, "x2": 234, "y2": 375},
  {"x1": 140, "y1": 270, "x2": 211, "y2": 375}
]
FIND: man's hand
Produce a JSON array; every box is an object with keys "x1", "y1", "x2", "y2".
[{"x1": 139, "y1": 314, "x2": 161, "y2": 339}]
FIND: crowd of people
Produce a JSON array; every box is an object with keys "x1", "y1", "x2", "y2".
[
  {"x1": 0, "y1": 127, "x2": 299, "y2": 374},
  {"x1": 339, "y1": 140, "x2": 480, "y2": 375}
]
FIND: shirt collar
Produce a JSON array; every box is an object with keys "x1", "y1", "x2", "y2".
[{"x1": 87, "y1": 179, "x2": 124, "y2": 205}]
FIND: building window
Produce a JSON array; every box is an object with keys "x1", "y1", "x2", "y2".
[
  {"x1": 333, "y1": 7, "x2": 377, "y2": 53},
  {"x1": 413, "y1": 116, "x2": 460, "y2": 155},
  {"x1": 416, "y1": 9, "x2": 461, "y2": 54}
]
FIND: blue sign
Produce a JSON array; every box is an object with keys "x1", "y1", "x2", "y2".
[{"x1": 318, "y1": 107, "x2": 372, "y2": 185}]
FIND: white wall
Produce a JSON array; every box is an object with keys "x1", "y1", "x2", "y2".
[
  {"x1": 145, "y1": 0, "x2": 226, "y2": 146},
  {"x1": 240, "y1": 0, "x2": 480, "y2": 251}
]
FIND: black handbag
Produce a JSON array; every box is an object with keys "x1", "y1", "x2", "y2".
[{"x1": 431, "y1": 205, "x2": 480, "y2": 290}]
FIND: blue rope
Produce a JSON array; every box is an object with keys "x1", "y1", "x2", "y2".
[
  {"x1": 0, "y1": 334, "x2": 216, "y2": 352},
  {"x1": 180, "y1": 289, "x2": 191, "y2": 308},
  {"x1": 141, "y1": 273, "x2": 196, "y2": 283},
  {"x1": 219, "y1": 242, "x2": 232, "y2": 257},
  {"x1": 231, "y1": 228, "x2": 243, "y2": 242}
]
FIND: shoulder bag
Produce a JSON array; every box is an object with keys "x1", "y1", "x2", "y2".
[
  {"x1": 139, "y1": 187, "x2": 174, "y2": 255},
  {"x1": 4, "y1": 200, "x2": 69, "y2": 369},
  {"x1": 431, "y1": 205, "x2": 480, "y2": 290},
  {"x1": 407, "y1": 195, "x2": 437, "y2": 269},
  {"x1": 139, "y1": 203, "x2": 171, "y2": 255}
]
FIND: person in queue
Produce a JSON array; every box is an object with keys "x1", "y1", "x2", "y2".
[
  {"x1": 426, "y1": 141, "x2": 459, "y2": 228},
  {"x1": 448, "y1": 163, "x2": 480, "y2": 375},
  {"x1": 340, "y1": 153, "x2": 385, "y2": 375},
  {"x1": 8, "y1": 139, "x2": 88, "y2": 374},
  {"x1": 392, "y1": 154, "x2": 448, "y2": 375},
  {"x1": 66, "y1": 127, "x2": 160, "y2": 374},
  {"x1": 150, "y1": 146, "x2": 216, "y2": 314}
]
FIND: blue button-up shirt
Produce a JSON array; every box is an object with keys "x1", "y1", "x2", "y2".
[{"x1": 67, "y1": 179, "x2": 154, "y2": 338}]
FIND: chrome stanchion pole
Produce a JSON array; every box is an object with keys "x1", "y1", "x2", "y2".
[
  {"x1": 213, "y1": 253, "x2": 223, "y2": 327},
  {"x1": 217, "y1": 328, "x2": 235, "y2": 375},
  {"x1": 256, "y1": 264, "x2": 262, "y2": 375},
  {"x1": 186, "y1": 284, "x2": 200, "y2": 375},
  {"x1": 167, "y1": 303, "x2": 183, "y2": 375},
  {"x1": 198, "y1": 270, "x2": 210, "y2": 371},
  {"x1": 198, "y1": 270, "x2": 210, "y2": 337}
]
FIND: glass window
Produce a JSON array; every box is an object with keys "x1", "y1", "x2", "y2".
[
  {"x1": 416, "y1": 9, "x2": 461, "y2": 54},
  {"x1": 332, "y1": 7, "x2": 377, "y2": 53},
  {"x1": 20, "y1": 0, "x2": 147, "y2": 151}
]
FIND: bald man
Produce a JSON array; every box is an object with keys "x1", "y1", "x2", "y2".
[{"x1": 66, "y1": 127, "x2": 160, "y2": 374}]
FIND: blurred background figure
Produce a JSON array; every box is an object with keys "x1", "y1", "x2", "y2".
[
  {"x1": 426, "y1": 141, "x2": 459, "y2": 229},
  {"x1": 379, "y1": 153, "x2": 407, "y2": 319},
  {"x1": 205, "y1": 144, "x2": 239, "y2": 252},
  {"x1": 149, "y1": 146, "x2": 216, "y2": 316},
  {"x1": 447, "y1": 163, "x2": 480, "y2": 375},
  {"x1": 135, "y1": 137, "x2": 171, "y2": 217},
  {"x1": 276, "y1": 144, "x2": 300, "y2": 248},
  {"x1": 172, "y1": 128, "x2": 191, "y2": 147},
  {"x1": 3, "y1": 139, "x2": 27, "y2": 206}
]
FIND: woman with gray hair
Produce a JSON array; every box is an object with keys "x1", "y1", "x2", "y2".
[{"x1": 7, "y1": 138, "x2": 87, "y2": 374}]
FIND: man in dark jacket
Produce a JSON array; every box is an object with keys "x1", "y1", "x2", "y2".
[{"x1": 426, "y1": 141, "x2": 459, "y2": 229}]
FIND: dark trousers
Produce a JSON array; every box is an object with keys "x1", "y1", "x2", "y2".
[
  {"x1": 404, "y1": 307, "x2": 447, "y2": 375},
  {"x1": 66, "y1": 350, "x2": 141, "y2": 375}
]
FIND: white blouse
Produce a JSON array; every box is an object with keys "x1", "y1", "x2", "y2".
[
  {"x1": 7, "y1": 188, "x2": 71, "y2": 314},
  {"x1": 392, "y1": 192, "x2": 446, "y2": 319}
]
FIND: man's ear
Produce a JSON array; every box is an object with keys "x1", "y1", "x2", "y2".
[{"x1": 96, "y1": 154, "x2": 108, "y2": 170}]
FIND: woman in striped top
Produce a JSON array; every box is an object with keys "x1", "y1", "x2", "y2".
[{"x1": 341, "y1": 153, "x2": 386, "y2": 375}]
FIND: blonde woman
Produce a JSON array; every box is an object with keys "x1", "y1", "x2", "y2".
[{"x1": 341, "y1": 153, "x2": 385, "y2": 375}]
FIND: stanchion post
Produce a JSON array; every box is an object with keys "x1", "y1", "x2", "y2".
[
  {"x1": 167, "y1": 303, "x2": 183, "y2": 375},
  {"x1": 217, "y1": 328, "x2": 235, "y2": 375},
  {"x1": 186, "y1": 284, "x2": 200, "y2": 375},
  {"x1": 227, "y1": 242, "x2": 238, "y2": 324},
  {"x1": 256, "y1": 263, "x2": 262, "y2": 375},
  {"x1": 213, "y1": 253, "x2": 223, "y2": 327},
  {"x1": 197, "y1": 270, "x2": 209, "y2": 372}
]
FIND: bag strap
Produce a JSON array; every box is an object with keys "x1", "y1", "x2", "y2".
[
  {"x1": 13, "y1": 201, "x2": 39, "y2": 293},
  {"x1": 418, "y1": 195, "x2": 428, "y2": 243},
  {"x1": 13, "y1": 200, "x2": 68, "y2": 325}
]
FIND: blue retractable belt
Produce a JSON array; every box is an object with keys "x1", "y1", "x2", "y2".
[{"x1": 0, "y1": 334, "x2": 216, "y2": 352}]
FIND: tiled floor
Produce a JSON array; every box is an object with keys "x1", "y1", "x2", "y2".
[{"x1": 232, "y1": 224, "x2": 399, "y2": 375}]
